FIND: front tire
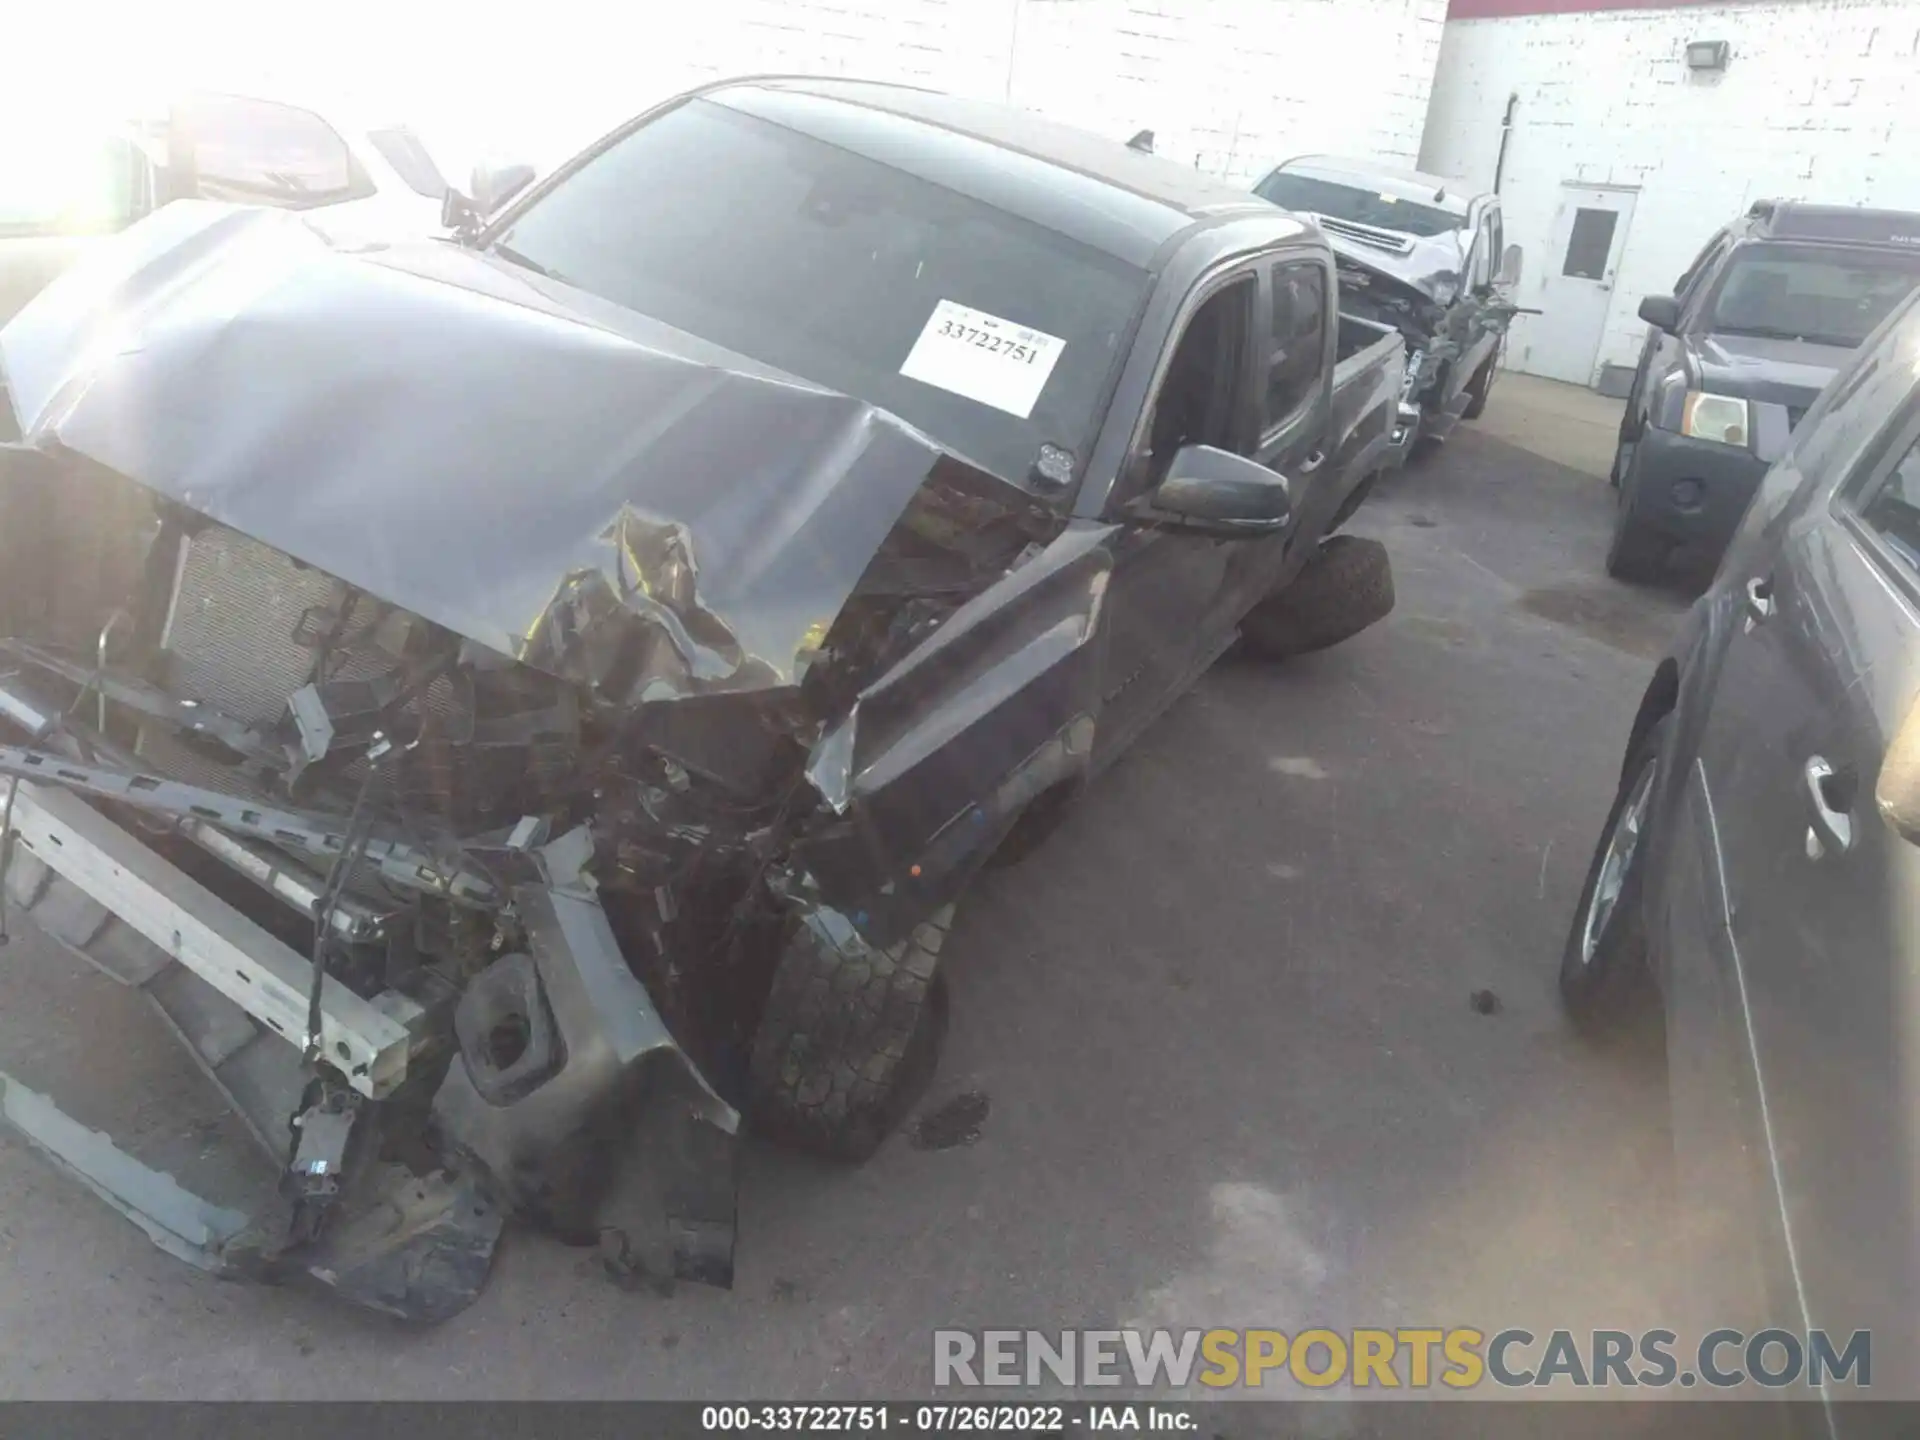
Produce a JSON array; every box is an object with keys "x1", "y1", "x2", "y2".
[
  {"x1": 1460, "y1": 355, "x2": 1496, "y2": 420},
  {"x1": 747, "y1": 906, "x2": 952, "y2": 1161},
  {"x1": 1559, "y1": 716, "x2": 1668, "y2": 1037}
]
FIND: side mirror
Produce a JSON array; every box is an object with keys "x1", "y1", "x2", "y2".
[
  {"x1": 1639, "y1": 294, "x2": 1682, "y2": 333},
  {"x1": 1878, "y1": 692, "x2": 1920, "y2": 847},
  {"x1": 441, "y1": 187, "x2": 483, "y2": 236},
  {"x1": 1496, "y1": 243, "x2": 1524, "y2": 288},
  {"x1": 1145, "y1": 445, "x2": 1292, "y2": 536},
  {"x1": 470, "y1": 161, "x2": 535, "y2": 214}
]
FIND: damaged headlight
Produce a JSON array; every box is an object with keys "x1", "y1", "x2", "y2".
[{"x1": 1681, "y1": 391, "x2": 1751, "y2": 449}]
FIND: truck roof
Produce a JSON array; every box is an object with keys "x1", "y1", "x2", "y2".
[
  {"x1": 1270, "y1": 154, "x2": 1474, "y2": 217},
  {"x1": 1741, "y1": 200, "x2": 1920, "y2": 252},
  {"x1": 705, "y1": 78, "x2": 1303, "y2": 267}
]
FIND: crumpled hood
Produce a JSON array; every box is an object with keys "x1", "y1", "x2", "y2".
[
  {"x1": 1321, "y1": 226, "x2": 1465, "y2": 307},
  {"x1": 0, "y1": 201, "x2": 978, "y2": 704},
  {"x1": 1690, "y1": 330, "x2": 1849, "y2": 412}
]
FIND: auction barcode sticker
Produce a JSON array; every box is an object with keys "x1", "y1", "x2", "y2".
[{"x1": 899, "y1": 300, "x2": 1065, "y2": 419}]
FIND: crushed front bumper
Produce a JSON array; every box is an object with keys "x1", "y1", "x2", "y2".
[{"x1": 0, "y1": 673, "x2": 741, "y2": 1322}]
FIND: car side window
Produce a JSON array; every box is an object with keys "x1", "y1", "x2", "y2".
[
  {"x1": 1468, "y1": 214, "x2": 1493, "y2": 291},
  {"x1": 1856, "y1": 428, "x2": 1920, "y2": 572},
  {"x1": 1675, "y1": 231, "x2": 1729, "y2": 302},
  {"x1": 1487, "y1": 209, "x2": 1504, "y2": 283},
  {"x1": 1130, "y1": 274, "x2": 1256, "y2": 497},
  {"x1": 1265, "y1": 260, "x2": 1326, "y2": 430},
  {"x1": 172, "y1": 96, "x2": 375, "y2": 209}
]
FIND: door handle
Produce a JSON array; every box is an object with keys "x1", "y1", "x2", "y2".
[
  {"x1": 1803, "y1": 756, "x2": 1855, "y2": 857},
  {"x1": 1298, "y1": 450, "x2": 1326, "y2": 475},
  {"x1": 1743, "y1": 575, "x2": 1775, "y2": 631}
]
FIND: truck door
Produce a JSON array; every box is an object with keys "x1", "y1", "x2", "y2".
[
  {"x1": 1091, "y1": 267, "x2": 1260, "y2": 767},
  {"x1": 1213, "y1": 254, "x2": 1335, "y2": 623}
]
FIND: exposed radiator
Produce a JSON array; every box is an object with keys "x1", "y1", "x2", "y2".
[{"x1": 159, "y1": 527, "x2": 361, "y2": 726}]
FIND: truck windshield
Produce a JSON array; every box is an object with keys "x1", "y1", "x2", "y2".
[
  {"x1": 1707, "y1": 244, "x2": 1920, "y2": 348},
  {"x1": 489, "y1": 98, "x2": 1150, "y2": 488},
  {"x1": 1254, "y1": 171, "x2": 1461, "y2": 238}
]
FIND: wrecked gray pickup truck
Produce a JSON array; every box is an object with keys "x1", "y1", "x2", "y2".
[
  {"x1": 1255, "y1": 156, "x2": 1528, "y2": 460},
  {"x1": 0, "y1": 78, "x2": 1401, "y2": 1322}
]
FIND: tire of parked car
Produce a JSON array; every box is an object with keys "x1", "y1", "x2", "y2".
[
  {"x1": 1238, "y1": 535, "x2": 1395, "y2": 659},
  {"x1": 747, "y1": 905, "x2": 953, "y2": 1161},
  {"x1": 1604, "y1": 451, "x2": 1668, "y2": 583},
  {"x1": 1460, "y1": 354, "x2": 1497, "y2": 421},
  {"x1": 1558, "y1": 714, "x2": 1668, "y2": 1036}
]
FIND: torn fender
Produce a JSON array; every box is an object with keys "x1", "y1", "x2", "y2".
[
  {"x1": 0, "y1": 201, "x2": 1010, "y2": 706},
  {"x1": 797, "y1": 525, "x2": 1112, "y2": 937}
]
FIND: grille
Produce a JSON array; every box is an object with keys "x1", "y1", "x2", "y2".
[{"x1": 1315, "y1": 215, "x2": 1417, "y2": 256}]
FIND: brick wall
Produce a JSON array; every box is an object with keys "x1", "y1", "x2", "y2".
[
  {"x1": 26, "y1": 0, "x2": 1448, "y2": 188},
  {"x1": 1418, "y1": 1, "x2": 1920, "y2": 382},
  {"x1": 439, "y1": 0, "x2": 1453, "y2": 182}
]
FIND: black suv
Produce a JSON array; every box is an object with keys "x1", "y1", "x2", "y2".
[{"x1": 1608, "y1": 200, "x2": 1920, "y2": 581}]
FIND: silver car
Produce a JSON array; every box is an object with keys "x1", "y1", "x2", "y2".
[{"x1": 1563, "y1": 280, "x2": 1920, "y2": 1400}]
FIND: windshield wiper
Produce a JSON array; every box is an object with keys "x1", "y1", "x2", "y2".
[{"x1": 490, "y1": 242, "x2": 558, "y2": 279}]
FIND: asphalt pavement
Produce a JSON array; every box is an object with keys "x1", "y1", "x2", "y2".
[{"x1": 0, "y1": 422, "x2": 1695, "y2": 1399}]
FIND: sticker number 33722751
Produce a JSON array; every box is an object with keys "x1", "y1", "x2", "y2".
[{"x1": 899, "y1": 300, "x2": 1066, "y2": 420}]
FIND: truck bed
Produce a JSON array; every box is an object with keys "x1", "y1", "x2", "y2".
[{"x1": 1328, "y1": 312, "x2": 1410, "y2": 495}]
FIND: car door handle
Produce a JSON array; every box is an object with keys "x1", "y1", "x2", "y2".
[
  {"x1": 1804, "y1": 756, "x2": 1856, "y2": 857},
  {"x1": 1743, "y1": 576, "x2": 1775, "y2": 631},
  {"x1": 1298, "y1": 450, "x2": 1326, "y2": 475}
]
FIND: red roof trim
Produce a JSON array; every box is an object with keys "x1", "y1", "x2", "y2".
[{"x1": 1450, "y1": 0, "x2": 1773, "y2": 15}]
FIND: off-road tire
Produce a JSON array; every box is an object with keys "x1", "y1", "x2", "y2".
[
  {"x1": 1558, "y1": 716, "x2": 1668, "y2": 1041},
  {"x1": 747, "y1": 906, "x2": 953, "y2": 1162},
  {"x1": 1238, "y1": 535, "x2": 1395, "y2": 660},
  {"x1": 1460, "y1": 355, "x2": 1496, "y2": 421}
]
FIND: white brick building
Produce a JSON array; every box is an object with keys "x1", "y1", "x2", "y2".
[
  {"x1": 427, "y1": 0, "x2": 1452, "y2": 181},
  {"x1": 1420, "y1": 0, "x2": 1920, "y2": 388},
  {"x1": 19, "y1": 0, "x2": 1449, "y2": 187}
]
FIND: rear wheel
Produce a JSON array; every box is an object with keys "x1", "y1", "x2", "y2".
[{"x1": 1559, "y1": 715, "x2": 1667, "y2": 1037}]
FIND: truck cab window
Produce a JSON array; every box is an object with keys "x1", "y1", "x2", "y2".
[
  {"x1": 1143, "y1": 278, "x2": 1252, "y2": 485},
  {"x1": 1468, "y1": 219, "x2": 1493, "y2": 292},
  {"x1": 1265, "y1": 262, "x2": 1325, "y2": 428}
]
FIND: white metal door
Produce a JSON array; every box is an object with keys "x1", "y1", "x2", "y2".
[{"x1": 1526, "y1": 186, "x2": 1637, "y2": 386}]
